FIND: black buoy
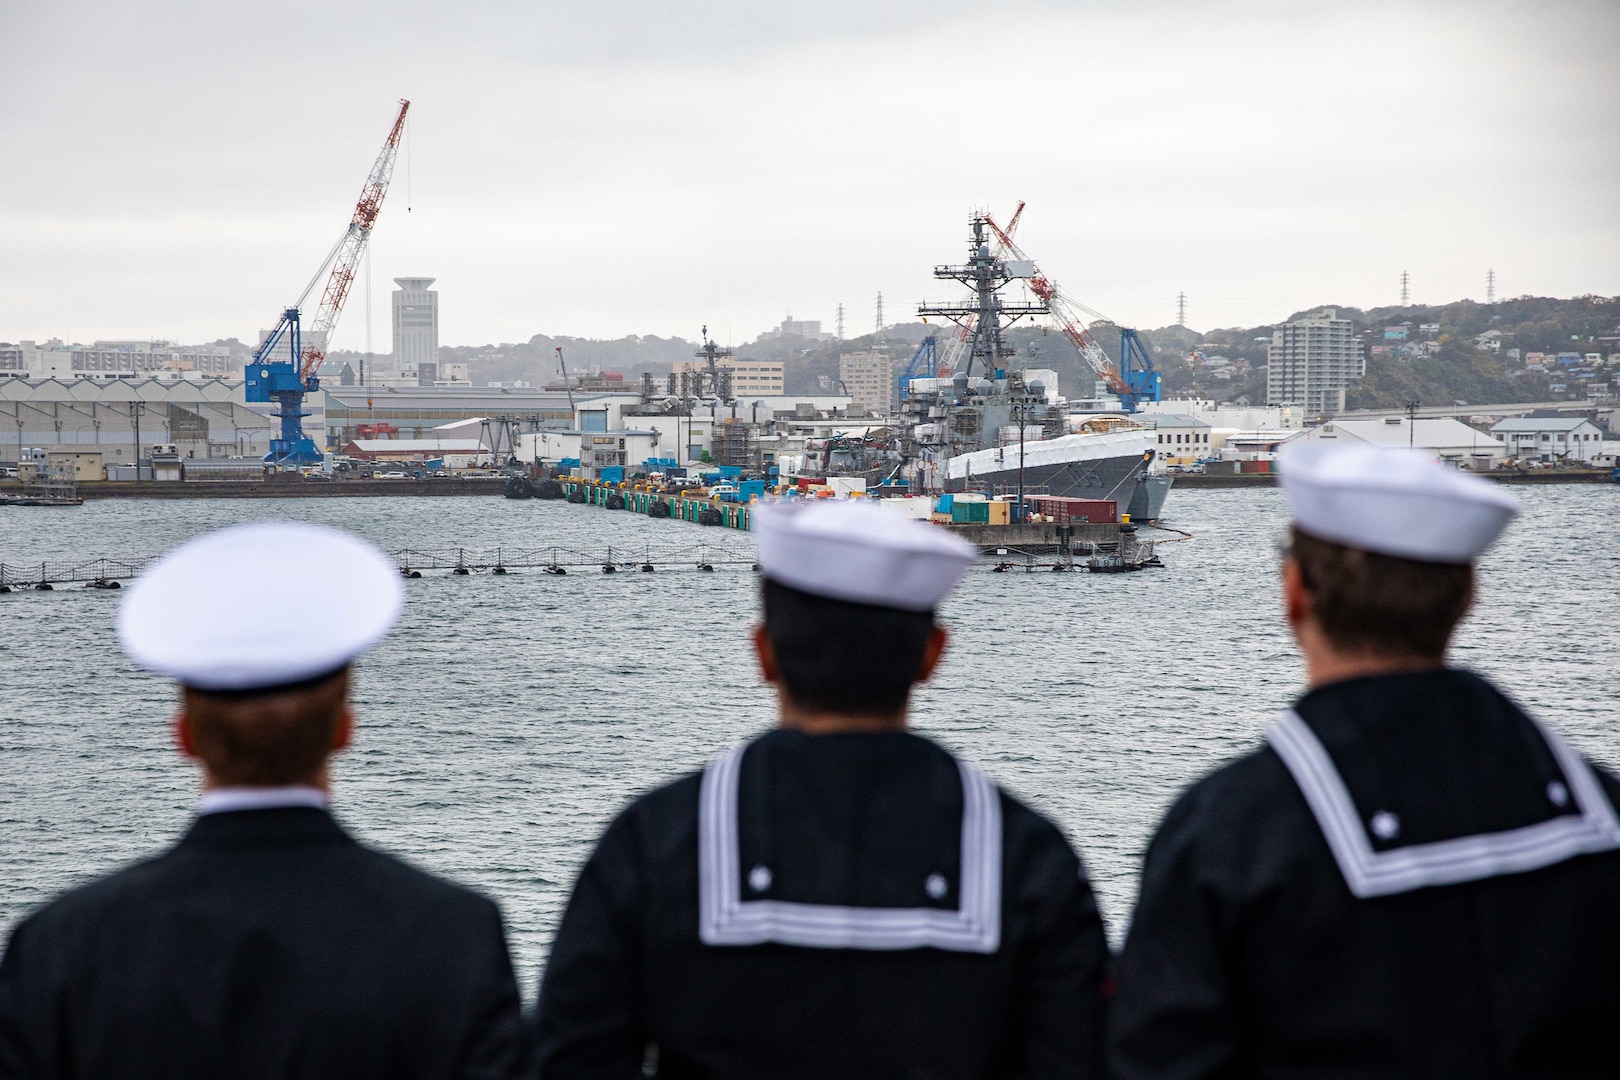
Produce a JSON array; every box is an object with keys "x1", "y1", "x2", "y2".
[
  {"x1": 492, "y1": 566, "x2": 508, "y2": 575},
  {"x1": 544, "y1": 565, "x2": 566, "y2": 575},
  {"x1": 407, "y1": 569, "x2": 423, "y2": 579},
  {"x1": 641, "y1": 563, "x2": 655, "y2": 572},
  {"x1": 751, "y1": 563, "x2": 760, "y2": 572},
  {"x1": 603, "y1": 564, "x2": 617, "y2": 573},
  {"x1": 698, "y1": 563, "x2": 715, "y2": 572},
  {"x1": 35, "y1": 582, "x2": 53, "y2": 591},
  {"x1": 991, "y1": 563, "x2": 1010, "y2": 573},
  {"x1": 0, "y1": 585, "x2": 11, "y2": 594},
  {"x1": 452, "y1": 566, "x2": 471, "y2": 576}
]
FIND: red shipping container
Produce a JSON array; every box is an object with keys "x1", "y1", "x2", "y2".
[
  {"x1": 1238, "y1": 460, "x2": 1273, "y2": 474},
  {"x1": 1025, "y1": 495, "x2": 1117, "y2": 523}
]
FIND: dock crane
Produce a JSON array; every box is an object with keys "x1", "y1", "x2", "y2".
[
  {"x1": 245, "y1": 100, "x2": 410, "y2": 465},
  {"x1": 983, "y1": 204, "x2": 1162, "y2": 412}
]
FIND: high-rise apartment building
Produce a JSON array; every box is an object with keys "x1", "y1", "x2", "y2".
[
  {"x1": 838, "y1": 350, "x2": 893, "y2": 415},
  {"x1": 1265, "y1": 308, "x2": 1364, "y2": 414},
  {"x1": 391, "y1": 277, "x2": 439, "y2": 382}
]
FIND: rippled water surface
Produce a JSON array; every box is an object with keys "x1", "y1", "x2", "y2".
[{"x1": 3, "y1": 485, "x2": 1617, "y2": 995}]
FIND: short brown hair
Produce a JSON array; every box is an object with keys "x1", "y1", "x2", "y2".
[
  {"x1": 182, "y1": 668, "x2": 350, "y2": 786},
  {"x1": 1290, "y1": 526, "x2": 1473, "y2": 660}
]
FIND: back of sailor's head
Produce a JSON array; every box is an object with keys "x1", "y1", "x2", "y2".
[
  {"x1": 119, "y1": 522, "x2": 404, "y2": 783},
  {"x1": 753, "y1": 500, "x2": 978, "y2": 715},
  {"x1": 1277, "y1": 442, "x2": 1520, "y2": 658}
]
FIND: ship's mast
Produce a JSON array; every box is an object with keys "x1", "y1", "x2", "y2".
[{"x1": 918, "y1": 214, "x2": 1048, "y2": 382}]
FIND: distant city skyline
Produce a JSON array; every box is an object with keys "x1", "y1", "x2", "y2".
[{"x1": 3, "y1": 0, "x2": 1616, "y2": 347}]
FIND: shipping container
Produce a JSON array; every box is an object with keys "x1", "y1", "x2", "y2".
[
  {"x1": 1025, "y1": 495, "x2": 1117, "y2": 523},
  {"x1": 951, "y1": 501, "x2": 991, "y2": 524},
  {"x1": 987, "y1": 501, "x2": 1011, "y2": 525}
]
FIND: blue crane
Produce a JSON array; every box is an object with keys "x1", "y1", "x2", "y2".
[{"x1": 245, "y1": 100, "x2": 409, "y2": 465}]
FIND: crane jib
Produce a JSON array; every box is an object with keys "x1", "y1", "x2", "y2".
[{"x1": 243, "y1": 99, "x2": 410, "y2": 466}]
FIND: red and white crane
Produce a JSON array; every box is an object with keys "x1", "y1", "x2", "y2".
[{"x1": 245, "y1": 99, "x2": 411, "y2": 464}]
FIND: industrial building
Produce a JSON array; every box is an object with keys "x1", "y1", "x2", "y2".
[
  {"x1": 322, "y1": 385, "x2": 574, "y2": 446},
  {"x1": 1288, "y1": 416, "x2": 1506, "y2": 468},
  {"x1": 0, "y1": 377, "x2": 276, "y2": 465},
  {"x1": 1265, "y1": 309, "x2": 1365, "y2": 414},
  {"x1": 1489, "y1": 416, "x2": 1607, "y2": 463}
]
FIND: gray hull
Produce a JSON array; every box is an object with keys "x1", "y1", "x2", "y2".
[
  {"x1": 1127, "y1": 475, "x2": 1173, "y2": 522},
  {"x1": 945, "y1": 453, "x2": 1149, "y2": 510}
]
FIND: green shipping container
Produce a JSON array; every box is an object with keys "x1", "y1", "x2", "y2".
[{"x1": 951, "y1": 502, "x2": 990, "y2": 523}]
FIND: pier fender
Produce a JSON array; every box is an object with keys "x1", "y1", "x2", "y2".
[
  {"x1": 605, "y1": 493, "x2": 626, "y2": 510},
  {"x1": 535, "y1": 480, "x2": 565, "y2": 500},
  {"x1": 648, "y1": 500, "x2": 671, "y2": 519},
  {"x1": 503, "y1": 475, "x2": 535, "y2": 500}
]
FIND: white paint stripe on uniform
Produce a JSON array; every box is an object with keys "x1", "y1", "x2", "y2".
[
  {"x1": 698, "y1": 742, "x2": 1002, "y2": 953},
  {"x1": 1267, "y1": 710, "x2": 1620, "y2": 899}
]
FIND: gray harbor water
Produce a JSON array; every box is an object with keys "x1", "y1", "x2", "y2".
[{"x1": 3, "y1": 487, "x2": 1617, "y2": 996}]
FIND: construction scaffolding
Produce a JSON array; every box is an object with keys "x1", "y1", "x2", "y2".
[{"x1": 713, "y1": 419, "x2": 759, "y2": 471}]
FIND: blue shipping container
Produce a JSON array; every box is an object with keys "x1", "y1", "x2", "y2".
[{"x1": 599, "y1": 466, "x2": 625, "y2": 484}]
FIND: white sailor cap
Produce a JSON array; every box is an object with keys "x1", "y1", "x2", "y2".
[
  {"x1": 754, "y1": 499, "x2": 978, "y2": 612},
  {"x1": 118, "y1": 522, "x2": 405, "y2": 692},
  {"x1": 1278, "y1": 441, "x2": 1520, "y2": 564}
]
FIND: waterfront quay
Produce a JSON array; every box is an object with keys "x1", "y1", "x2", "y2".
[
  {"x1": 0, "y1": 476, "x2": 506, "y2": 499},
  {"x1": 557, "y1": 478, "x2": 1130, "y2": 555}
]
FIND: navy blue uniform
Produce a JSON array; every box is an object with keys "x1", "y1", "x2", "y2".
[
  {"x1": 1110, "y1": 670, "x2": 1620, "y2": 1078},
  {"x1": 534, "y1": 729, "x2": 1110, "y2": 1079},
  {"x1": 0, "y1": 807, "x2": 527, "y2": 1080}
]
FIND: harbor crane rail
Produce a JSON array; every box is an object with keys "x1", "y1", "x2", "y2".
[{"x1": 245, "y1": 99, "x2": 410, "y2": 465}]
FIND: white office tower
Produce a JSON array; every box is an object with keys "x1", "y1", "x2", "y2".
[
  {"x1": 391, "y1": 277, "x2": 440, "y2": 384},
  {"x1": 1266, "y1": 308, "x2": 1365, "y2": 415}
]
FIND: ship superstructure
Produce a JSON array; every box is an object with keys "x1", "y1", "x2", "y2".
[{"x1": 893, "y1": 213, "x2": 1167, "y2": 518}]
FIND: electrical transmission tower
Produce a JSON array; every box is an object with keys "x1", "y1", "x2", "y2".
[
  {"x1": 1486, "y1": 269, "x2": 1496, "y2": 304},
  {"x1": 1176, "y1": 292, "x2": 1188, "y2": 327},
  {"x1": 875, "y1": 292, "x2": 884, "y2": 336},
  {"x1": 1400, "y1": 271, "x2": 1410, "y2": 305},
  {"x1": 836, "y1": 303, "x2": 845, "y2": 340}
]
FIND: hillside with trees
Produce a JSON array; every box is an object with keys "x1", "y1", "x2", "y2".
[{"x1": 329, "y1": 294, "x2": 1617, "y2": 412}]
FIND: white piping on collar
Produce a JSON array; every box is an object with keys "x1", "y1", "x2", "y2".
[
  {"x1": 1267, "y1": 709, "x2": 1620, "y2": 898},
  {"x1": 197, "y1": 786, "x2": 329, "y2": 816},
  {"x1": 698, "y1": 743, "x2": 1002, "y2": 953}
]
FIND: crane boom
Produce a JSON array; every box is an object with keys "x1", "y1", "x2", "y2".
[
  {"x1": 301, "y1": 100, "x2": 410, "y2": 381},
  {"x1": 245, "y1": 99, "x2": 410, "y2": 465},
  {"x1": 984, "y1": 205, "x2": 1160, "y2": 411}
]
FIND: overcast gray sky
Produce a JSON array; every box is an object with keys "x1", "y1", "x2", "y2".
[{"x1": 3, "y1": 0, "x2": 1617, "y2": 348}]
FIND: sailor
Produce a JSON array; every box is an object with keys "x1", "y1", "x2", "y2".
[
  {"x1": 0, "y1": 523, "x2": 527, "y2": 1079},
  {"x1": 533, "y1": 500, "x2": 1111, "y2": 1078},
  {"x1": 1108, "y1": 444, "x2": 1620, "y2": 1078}
]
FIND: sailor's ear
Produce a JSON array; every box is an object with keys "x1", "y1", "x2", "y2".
[
  {"x1": 915, "y1": 626, "x2": 949, "y2": 684},
  {"x1": 332, "y1": 707, "x2": 355, "y2": 753},
  {"x1": 174, "y1": 711, "x2": 199, "y2": 759},
  {"x1": 752, "y1": 625, "x2": 779, "y2": 684},
  {"x1": 1282, "y1": 558, "x2": 1313, "y2": 635}
]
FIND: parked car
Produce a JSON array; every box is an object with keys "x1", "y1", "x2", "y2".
[{"x1": 378, "y1": 471, "x2": 408, "y2": 479}]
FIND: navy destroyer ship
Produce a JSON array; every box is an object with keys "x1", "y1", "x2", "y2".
[{"x1": 897, "y1": 212, "x2": 1172, "y2": 520}]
